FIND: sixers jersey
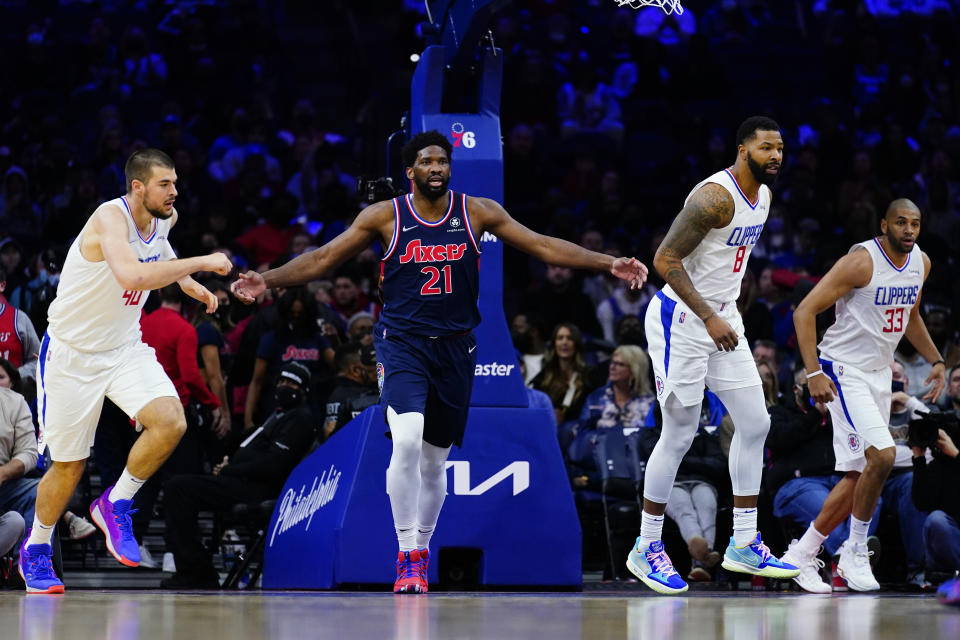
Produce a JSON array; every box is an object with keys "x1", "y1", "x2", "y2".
[
  {"x1": 819, "y1": 239, "x2": 924, "y2": 371},
  {"x1": 379, "y1": 191, "x2": 482, "y2": 336},
  {"x1": 0, "y1": 303, "x2": 23, "y2": 366},
  {"x1": 662, "y1": 169, "x2": 771, "y2": 303},
  {"x1": 47, "y1": 196, "x2": 175, "y2": 352}
]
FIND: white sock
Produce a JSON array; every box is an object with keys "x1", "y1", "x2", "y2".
[
  {"x1": 732, "y1": 507, "x2": 758, "y2": 547},
  {"x1": 849, "y1": 515, "x2": 870, "y2": 546},
  {"x1": 26, "y1": 515, "x2": 56, "y2": 547},
  {"x1": 639, "y1": 511, "x2": 665, "y2": 548},
  {"x1": 415, "y1": 525, "x2": 435, "y2": 551},
  {"x1": 396, "y1": 522, "x2": 417, "y2": 552},
  {"x1": 109, "y1": 468, "x2": 146, "y2": 502},
  {"x1": 794, "y1": 522, "x2": 828, "y2": 558}
]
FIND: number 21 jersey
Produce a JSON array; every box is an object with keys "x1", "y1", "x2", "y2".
[
  {"x1": 378, "y1": 191, "x2": 482, "y2": 337},
  {"x1": 818, "y1": 238, "x2": 924, "y2": 371}
]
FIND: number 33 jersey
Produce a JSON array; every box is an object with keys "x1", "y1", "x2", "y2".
[
  {"x1": 378, "y1": 191, "x2": 482, "y2": 337},
  {"x1": 47, "y1": 196, "x2": 175, "y2": 352},
  {"x1": 663, "y1": 169, "x2": 771, "y2": 304},
  {"x1": 818, "y1": 239, "x2": 924, "y2": 371}
]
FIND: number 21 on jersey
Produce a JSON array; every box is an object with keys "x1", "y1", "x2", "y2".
[{"x1": 421, "y1": 265, "x2": 452, "y2": 296}]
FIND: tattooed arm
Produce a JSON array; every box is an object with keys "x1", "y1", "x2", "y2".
[{"x1": 654, "y1": 183, "x2": 738, "y2": 351}]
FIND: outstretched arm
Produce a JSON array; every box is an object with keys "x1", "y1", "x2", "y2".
[
  {"x1": 96, "y1": 206, "x2": 232, "y2": 289},
  {"x1": 792, "y1": 248, "x2": 872, "y2": 403},
  {"x1": 231, "y1": 202, "x2": 390, "y2": 303},
  {"x1": 471, "y1": 197, "x2": 647, "y2": 288},
  {"x1": 904, "y1": 252, "x2": 946, "y2": 402}
]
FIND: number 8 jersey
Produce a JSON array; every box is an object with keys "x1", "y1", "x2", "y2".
[
  {"x1": 663, "y1": 169, "x2": 771, "y2": 304},
  {"x1": 378, "y1": 191, "x2": 482, "y2": 337},
  {"x1": 818, "y1": 238, "x2": 924, "y2": 371}
]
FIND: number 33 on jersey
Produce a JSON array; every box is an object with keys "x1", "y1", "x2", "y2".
[{"x1": 378, "y1": 191, "x2": 482, "y2": 337}]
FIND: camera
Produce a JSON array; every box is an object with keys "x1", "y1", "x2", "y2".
[
  {"x1": 907, "y1": 410, "x2": 960, "y2": 451},
  {"x1": 358, "y1": 177, "x2": 404, "y2": 206}
]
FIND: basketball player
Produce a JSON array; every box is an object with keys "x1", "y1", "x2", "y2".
[
  {"x1": 231, "y1": 130, "x2": 647, "y2": 594},
  {"x1": 783, "y1": 199, "x2": 945, "y2": 592},
  {"x1": 19, "y1": 149, "x2": 232, "y2": 593},
  {"x1": 626, "y1": 116, "x2": 799, "y2": 594}
]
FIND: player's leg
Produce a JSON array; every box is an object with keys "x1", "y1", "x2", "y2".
[{"x1": 93, "y1": 342, "x2": 183, "y2": 567}]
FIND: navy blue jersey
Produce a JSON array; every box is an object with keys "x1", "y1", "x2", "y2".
[{"x1": 378, "y1": 191, "x2": 482, "y2": 337}]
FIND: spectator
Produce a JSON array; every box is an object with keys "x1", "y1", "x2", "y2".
[
  {"x1": 162, "y1": 362, "x2": 316, "y2": 589},
  {"x1": 0, "y1": 267, "x2": 41, "y2": 386},
  {"x1": 525, "y1": 265, "x2": 603, "y2": 339},
  {"x1": 579, "y1": 345, "x2": 655, "y2": 430},
  {"x1": 941, "y1": 365, "x2": 960, "y2": 414},
  {"x1": 911, "y1": 412, "x2": 960, "y2": 581},
  {"x1": 192, "y1": 280, "x2": 235, "y2": 446},
  {"x1": 346, "y1": 311, "x2": 375, "y2": 347},
  {"x1": 596, "y1": 283, "x2": 650, "y2": 344},
  {"x1": 532, "y1": 323, "x2": 591, "y2": 426},
  {"x1": 322, "y1": 343, "x2": 379, "y2": 440},
  {"x1": 511, "y1": 312, "x2": 547, "y2": 385},
  {"x1": 328, "y1": 267, "x2": 379, "y2": 331}
]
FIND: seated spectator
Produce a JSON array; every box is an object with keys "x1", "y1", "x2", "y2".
[
  {"x1": 885, "y1": 361, "x2": 930, "y2": 584},
  {"x1": 161, "y1": 362, "x2": 316, "y2": 589},
  {"x1": 595, "y1": 283, "x2": 650, "y2": 345},
  {"x1": 941, "y1": 365, "x2": 960, "y2": 414},
  {"x1": 0, "y1": 510, "x2": 24, "y2": 557},
  {"x1": 0, "y1": 267, "x2": 41, "y2": 387},
  {"x1": 532, "y1": 323, "x2": 591, "y2": 426},
  {"x1": 328, "y1": 266, "x2": 380, "y2": 331},
  {"x1": 511, "y1": 312, "x2": 547, "y2": 385},
  {"x1": 769, "y1": 366, "x2": 879, "y2": 564},
  {"x1": 346, "y1": 312, "x2": 375, "y2": 346},
  {"x1": 911, "y1": 411, "x2": 960, "y2": 583},
  {"x1": 323, "y1": 343, "x2": 379, "y2": 440},
  {"x1": 579, "y1": 345, "x2": 655, "y2": 430},
  {"x1": 525, "y1": 266, "x2": 602, "y2": 340}
]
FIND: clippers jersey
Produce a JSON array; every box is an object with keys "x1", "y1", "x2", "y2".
[
  {"x1": 378, "y1": 191, "x2": 482, "y2": 337},
  {"x1": 0, "y1": 303, "x2": 23, "y2": 366},
  {"x1": 47, "y1": 196, "x2": 175, "y2": 352},
  {"x1": 662, "y1": 169, "x2": 771, "y2": 303},
  {"x1": 818, "y1": 238, "x2": 924, "y2": 371}
]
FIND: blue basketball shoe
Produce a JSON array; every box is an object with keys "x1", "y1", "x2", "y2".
[
  {"x1": 722, "y1": 532, "x2": 800, "y2": 578},
  {"x1": 626, "y1": 538, "x2": 688, "y2": 594},
  {"x1": 937, "y1": 577, "x2": 960, "y2": 607},
  {"x1": 19, "y1": 538, "x2": 65, "y2": 594}
]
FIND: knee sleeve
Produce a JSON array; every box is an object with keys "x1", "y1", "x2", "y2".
[
  {"x1": 715, "y1": 386, "x2": 770, "y2": 496},
  {"x1": 643, "y1": 398, "x2": 701, "y2": 503}
]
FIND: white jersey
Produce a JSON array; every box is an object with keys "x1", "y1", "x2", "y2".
[
  {"x1": 662, "y1": 169, "x2": 771, "y2": 303},
  {"x1": 47, "y1": 197, "x2": 174, "y2": 352},
  {"x1": 819, "y1": 238, "x2": 924, "y2": 371}
]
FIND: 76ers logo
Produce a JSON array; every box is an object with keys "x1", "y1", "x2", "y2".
[
  {"x1": 450, "y1": 122, "x2": 476, "y2": 148},
  {"x1": 848, "y1": 434, "x2": 860, "y2": 451}
]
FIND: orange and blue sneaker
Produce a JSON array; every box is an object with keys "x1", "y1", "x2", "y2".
[
  {"x1": 722, "y1": 532, "x2": 800, "y2": 579},
  {"x1": 19, "y1": 538, "x2": 64, "y2": 594},
  {"x1": 626, "y1": 538, "x2": 688, "y2": 594},
  {"x1": 394, "y1": 549, "x2": 424, "y2": 594},
  {"x1": 937, "y1": 577, "x2": 960, "y2": 607},
  {"x1": 90, "y1": 486, "x2": 140, "y2": 567},
  {"x1": 415, "y1": 548, "x2": 430, "y2": 593}
]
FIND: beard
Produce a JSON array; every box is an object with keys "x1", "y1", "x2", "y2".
[
  {"x1": 141, "y1": 194, "x2": 174, "y2": 219},
  {"x1": 885, "y1": 231, "x2": 913, "y2": 254},
  {"x1": 747, "y1": 153, "x2": 780, "y2": 186},
  {"x1": 414, "y1": 174, "x2": 449, "y2": 201}
]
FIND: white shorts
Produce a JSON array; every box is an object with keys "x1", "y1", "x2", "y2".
[
  {"x1": 818, "y1": 356, "x2": 896, "y2": 473},
  {"x1": 645, "y1": 290, "x2": 760, "y2": 407},
  {"x1": 37, "y1": 333, "x2": 177, "y2": 462}
]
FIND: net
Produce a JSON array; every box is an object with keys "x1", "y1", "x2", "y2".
[{"x1": 613, "y1": 0, "x2": 684, "y2": 15}]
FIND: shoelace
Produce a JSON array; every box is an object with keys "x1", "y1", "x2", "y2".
[
  {"x1": 113, "y1": 506, "x2": 139, "y2": 543},
  {"x1": 28, "y1": 550, "x2": 56, "y2": 580},
  {"x1": 752, "y1": 540, "x2": 776, "y2": 564},
  {"x1": 852, "y1": 546, "x2": 873, "y2": 567},
  {"x1": 646, "y1": 549, "x2": 679, "y2": 578}
]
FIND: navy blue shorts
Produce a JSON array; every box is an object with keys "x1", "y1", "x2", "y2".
[{"x1": 374, "y1": 327, "x2": 477, "y2": 448}]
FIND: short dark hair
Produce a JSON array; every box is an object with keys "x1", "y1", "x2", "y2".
[
  {"x1": 736, "y1": 116, "x2": 780, "y2": 146},
  {"x1": 402, "y1": 131, "x2": 453, "y2": 168},
  {"x1": 334, "y1": 342, "x2": 362, "y2": 372},
  {"x1": 0, "y1": 357, "x2": 21, "y2": 394},
  {"x1": 159, "y1": 283, "x2": 182, "y2": 305},
  {"x1": 125, "y1": 148, "x2": 175, "y2": 191}
]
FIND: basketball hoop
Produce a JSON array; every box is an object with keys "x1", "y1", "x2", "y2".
[{"x1": 613, "y1": 0, "x2": 684, "y2": 15}]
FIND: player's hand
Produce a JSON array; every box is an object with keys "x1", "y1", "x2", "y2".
[
  {"x1": 231, "y1": 271, "x2": 266, "y2": 304},
  {"x1": 808, "y1": 371, "x2": 837, "y2": 404},
  {"x1": 212, "y1": 455, "x2": 229, "y2": 476},
  {"x1": 703, "y1": 314, "x2": 738, "y2": 352},
  {"x1": 922, "y1": 362, "x2": 946, "y2": 403},
  {"x1": 610, "y1": 257, "x2": 648, "y2": 290},
  {"x1": 205, "y1": 251, "x2": 233, "y2": 276},
  {"x1": 197, "y1": 285, "x2": 218, "y2": 314},
  {"x1": 937, "y1": 429, "x2": 959, "y2": 459}
]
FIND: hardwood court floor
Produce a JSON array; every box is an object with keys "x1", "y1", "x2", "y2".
[{"x1": 1, "y1": 590, "x2": 958, "y2": 640}]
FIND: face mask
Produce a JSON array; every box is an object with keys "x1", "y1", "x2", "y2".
[
  {"x1": 892, "y1": 380, "x2": 905, "y2": 393},
  {"x1": 276, "y1": 386, "x2": 302, "y2": 410}
]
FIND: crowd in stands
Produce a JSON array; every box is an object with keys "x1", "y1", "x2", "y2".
[{"x1": 0, "y1": 0, "x2": 959, "y2": 589}]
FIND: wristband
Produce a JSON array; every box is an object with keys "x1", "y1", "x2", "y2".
[
  {"x1": 806, "y1": 370, "x2": 825, "y2": 380},
  {"x1": 932, "y1": 359, "x2": 945, "y2": 367}
]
